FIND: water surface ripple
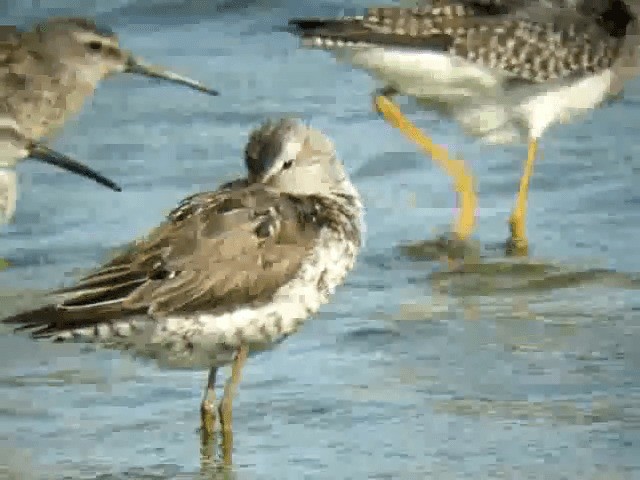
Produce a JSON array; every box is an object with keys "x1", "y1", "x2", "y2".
[{"x1": 0, "y1": 1, "x2": 638, "y2": 478}]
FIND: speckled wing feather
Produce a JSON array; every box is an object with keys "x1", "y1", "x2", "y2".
[
  {"x1": 415, "y1": 0, "x2": 606, "y2": 9},
  {"x1": 0, "y1": 26, "x2": 23, "y2": 88},
  {"x1": 289, "y1": 0, "x2": 635, "y2": 82},
  {"x1": 1, "y1": 184, "x2": 328, "y2": 338}
]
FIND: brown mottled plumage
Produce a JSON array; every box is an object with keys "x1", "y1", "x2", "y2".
[
  {"x1": 14, "y1": 187, "x2": 352, "y2": 339},
  {"x1": 0, "y1": 16, "x2": 219, "y2": 221},
  {"x1": 1, "y1": 16, "x2": 218, "y2": 143},
  {"x1": 5, "y1": 118, "x2": 362, "y2": 337}
]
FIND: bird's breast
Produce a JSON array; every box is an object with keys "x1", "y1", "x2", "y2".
[{"x1": 13, "y1": 73, "x2": 98, "y2": 140}]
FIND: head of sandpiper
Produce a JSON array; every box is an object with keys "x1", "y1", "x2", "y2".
[
  {"x1": 244, "y1": 118, "x2": 358, "y2": 199},
  {"x1": 26, "y1": 17, "x2": 218, "y2": 96}
]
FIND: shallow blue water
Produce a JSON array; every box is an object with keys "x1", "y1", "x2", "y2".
[{"x1": 0, "y1": 1, "x2": 639, "y2": 479}]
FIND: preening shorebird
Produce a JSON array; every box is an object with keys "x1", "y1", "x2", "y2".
[{"x1": 1, "y1": 118, "x2": 364, "y2": 466}]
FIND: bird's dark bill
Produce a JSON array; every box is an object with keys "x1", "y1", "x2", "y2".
[
  {"x1": 28, "y1": 143, "x2": 121, "y2": 192},
  {"x1": 125, "y1": 57, "x2": 219, "y2": 96}
]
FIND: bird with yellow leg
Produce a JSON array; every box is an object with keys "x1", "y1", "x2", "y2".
[{"x1": 287, "y1": 0, "x2": 639, "y2": 259}]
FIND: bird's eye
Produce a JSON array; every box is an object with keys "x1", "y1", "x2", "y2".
[
  {"x1": 282, "y1": 160, "x2": 294, "y2": 170},
  {"x1": 87, "y1": 41, "x2": 103, "y2": 52}
]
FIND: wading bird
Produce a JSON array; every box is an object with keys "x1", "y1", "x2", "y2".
[
  {"x1": 288, "y1": 0, "x2": 638, "y2": 256},
  {"x1": 0, "y1": 16, "x2": 219, "y2": 222},
  {"x1": 2, "y1": 118, "x2": 364, "y2": 466}
]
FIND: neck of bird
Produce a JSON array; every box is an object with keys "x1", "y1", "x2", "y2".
[
  {"x1": 57, "y1": 61, "x2": 105, "y2": 92},
  {"x1": 47, "y1": 64, "x2": 102, "y2": 132},
  {"x1": 328, "y1": 182, "x2": 364, "y2": 235},
  {"x1": 331, "y1": 178, "x2": 362, "y2": 208},
  {"x1": 327, "y1": 183, "x2": 364, "y2": 247}
]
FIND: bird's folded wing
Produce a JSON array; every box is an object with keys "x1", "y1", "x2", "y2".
[
  {"x1": 289, "y1": 1, "x2": 623, "y2": 82},
  {"x1": 2, "y1": 185, "x2": 323, "y2": 337},
  {"x1": 0, "y1": 25, "x2": 24, "y2": 64},
  {"x1": 0, "y1": 25, "x2": 20, "y2": 44}
]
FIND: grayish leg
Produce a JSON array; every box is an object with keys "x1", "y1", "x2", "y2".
[
  {"x1": 200, "y1": 367, "x2": 218, "y2": 440},
  {"x1": 219, "y1": 345, "x2": 249, "y2": 467}
]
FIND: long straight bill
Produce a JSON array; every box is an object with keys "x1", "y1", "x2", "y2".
[
  {"x1": 28, "y1": 143, "x2": 121, "y2": 192},
  {"x1": 126, "y1": 56, "x2": 219, "y2": 96}
]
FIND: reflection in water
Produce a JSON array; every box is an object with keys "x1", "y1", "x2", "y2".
[
  {"x1": 341, "y1": 247, "x2": 638, "y2": 477},
  {"x1": 432, "y1": 395, "x2": 627, "y2": 426},
  {"x1": 396, "y1": 246, "x2": 640, "y2": 329}
]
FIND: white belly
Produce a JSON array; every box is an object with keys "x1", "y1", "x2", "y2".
[
  {"x1": 338, "y1": 46, "x2": 502, "y2": 99},
  {"x1": 518, "y1": 69, "x2": 612, "y2": 139},
  {"x1": 331, "y1": 46, "x2": 612, "y2": 144}
]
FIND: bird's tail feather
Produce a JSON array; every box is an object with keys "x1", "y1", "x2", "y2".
[{"x1": 1, "y1": 303, "x2": 138, "y2": 339}]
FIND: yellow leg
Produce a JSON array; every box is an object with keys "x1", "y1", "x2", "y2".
[
  {"x1": 508, "y1": 138, "x2": 538, "y2": 256},
  {"x1": 0, "y1": 258, "x2": 9, "y2": 271},
  {"x1": 374, "y1": 95, "x2": 477, "y2": 241},
  {"x1": 219, "y1": 345, "x2": 249, "y2": 467}
]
